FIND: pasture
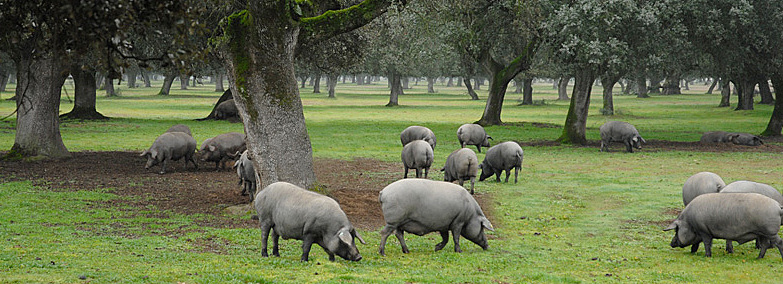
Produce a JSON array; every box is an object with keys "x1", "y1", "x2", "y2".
[{"x1": 1, "y1": 79, "x2": 783, "y2": 283}]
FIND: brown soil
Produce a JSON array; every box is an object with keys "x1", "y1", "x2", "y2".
[{"x1": 0, "y1": 140, "x2": 778, "y2": 234}]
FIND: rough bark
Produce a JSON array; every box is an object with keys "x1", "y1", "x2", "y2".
[
  {"x1": 600, "y1": 74, "x2": 621, "y2": 116},
  {"x1": 707, "y1": 78, "x2": 718, "y2": 94},
  {"x1": 312, "y1": 73, "x2": 321, "y2": 93},
  {"x1": 214, "y1": 73, "x2": 225, "y2": 92},
  {"x1": 761, "y1": 74, "x2": 783, "y2": 136},
  {"x1": 126, "y1": 69, "x2": 137, "y2": 88},
  {"x1": 557, "y1": 77, "x2": 570, "y2": 100},
  {"x1": 635, "y1": 67, "x2": 649, "y2": 98},
  {"x1": 158, "y1": 72, "x2": 177, "y2": 95},
  {"x1": 464, "y1": 75, "x2": 479, "y2": 100},
  {"x1": 386, "y1": 70, "x2": 403, "y2": 106},
  {"x1": 556, "y1": 68, "x2": 597, "y2": 145},
  {"x1": 735, "y1": 79, "x2": 755, "y2": 110},
  {"x1": 521, "y1": 77, "x2": 533, "y2": 105},
  {"x1": 179, "y1": 74, "x2": 189, "y2": 90},
  {"x1": 759, "y1": 79, "x2": 774, "y2": 105},
  {"x1": 661, "y1": 75, "x2": 681, "y2": 95},
  {"x1": 140, "y1": 71, "x2": 151, "y2": 87},
  {"x1": 104, "y1": 78, "x2": 116, "y2": 97},
  {"x1": 426, "y1": 77, "x2": 436, "y2": 93},
  {"x1": 60, "y1": 64, "x2": 107, "y2": 120},
  {"x1": 327, "y1": 72, "x2": 338, "y2": 98},
  {"x1": 719, "y1": 79, "x2": 731, "y2": 107},
  {"x1": 9, "y1": 50, "x2": 71, "y2": 159}
]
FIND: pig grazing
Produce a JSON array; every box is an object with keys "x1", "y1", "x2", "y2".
[
  {"x1": 682, "y1": 172, "x2": 725, "y2": 206},
  {"x1": 457, "y1": 124, "x2": 492, "y2": 153},
  {"x1": 599, "y1": 121, "x2": 646, "y2": 153},
  {"x1": 441, "y1": 148, "x2": 479, "y2": 194},
  {"x1": 200, "y1": 132, "x2": 246, "y2": 170},
  {"x1": 400, "y1": 126, "x2": 437, "y2": 149},
  {"x1": 665, "y1": 193, "x2": 783, "y2": 260},
  {"x1": 165, "y1": 124, "x2": 192, "y2": 136},
  {"x1": 140, "y1": 132, "x2": 198, "y2": 174},
  {"x1": 700, "y1": 131, "x2": 763, "y2": 146},
  {"x1": 401, "y1": 140, "x2": 434, "y2": 178},
  {"x1": 378, "y1": 179, "x2": 494, "y2": 255},
  {"x1": 232, "y1": 150, "x2": 257, "y2": 202},
  {"x1": 478, "y1": 142, "x2": 524, "y2": 183},
  {"x1": 215, "y1": 99, "x2": 238, "y2": 119},
  {"x1": 720, "y1": 181, "x2": 783, "y2": 204},
  {"x1": 255, "y1": 182, "x2": 365, "y2": 261}
]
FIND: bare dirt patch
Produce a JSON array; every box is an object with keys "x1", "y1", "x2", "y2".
[{"x1": 0, "y1": 152, "x2": 493, "y2": 233}]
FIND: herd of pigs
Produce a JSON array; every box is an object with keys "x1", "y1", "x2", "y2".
[{"x1": 138, "y1": 120, "x2": 778, "y2": 262}]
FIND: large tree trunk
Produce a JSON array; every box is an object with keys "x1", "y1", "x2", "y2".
[
  {"x1": 60, "y1": 64, "x2": 107, "y2": 120},
  {"x1": 386, "y1": 70, "x2": 403, "y2": 106},
  {"x1": 735, "y1": 79, "x2": 755, "y2": 110},
  {"x1": 446, "y1": 77, "x2": 453, "y2": 87},
  {"x1": 521, "y1": 77, "x2": 533, "y2": 105},
  {"x1": 158, "y1": 72, "x2": 177, "y2": 95},
  {"x1": 648, "y1": 76, "x2": 662, "y2": 94},
  {"x1": 10, "y1": 51, "x2": 71, "y2": 159},
  {"x1": 601, "y1": 74, "x2": 621, "y2": 116},
  {"x1": 634, "y1": 68, "x2": 649, "y2": 98},
  {"x1": 179, "y1": 74, "x2": 189, "y2": 90},
  {"x1": 214, "y1": 73, "x2": 225, "y2": 92},
  {"x1": 104, "y1": 78, "x2": 116, "y2": 97},
  {"x1": 661, "y1": 74, "x2": 681, "y2": 95},
  {"x1": 557, "y1": 68, "x2": 597, "y2": 145},
  {"x1": 327, "y1": 72, "x2": 338, "y2": 98},
  {"x1": 126, "y1": 68, "x2": 137, "y2": 88},
  {"x1": 557, "y1": 76, "x2": 570, "y2": 100},
  {"x1": 719, "y1": 79, "x2": 731, "y2": 107},
  {"x1": 759, "y1": 79, "x2": 774, "y2": 105},
  {"x1": 464, "y1": 75, "x2": 480, "y2": 100},
  {"x1": 222, "y1": 9, "x2": 316, "y2": 190},
  {"x1": 140, "y1": 70, "x2": 151, "y2": 88},
  {"x1": 312, "y1": 72, "x2": 322, "y2": 93},
  {"x1": 426, "y1": 77, "x2": 436, "y2": 93},
  {"x1": 761, "y1": 74, "x2": 783, "y2": 136},
  {"x1": 0, "y1": 69, "x2": 8, "y2": 92},
  {"x1": 707, "y1": 78, "x2": 718, "y2": 94},
  {"x1": 476, "y1": 43, "x2": 536, "y2": 125}
]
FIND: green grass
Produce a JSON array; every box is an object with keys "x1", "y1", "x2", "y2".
[{"x1": 2, "y1": 79, "x2": 783, "y2": 283}]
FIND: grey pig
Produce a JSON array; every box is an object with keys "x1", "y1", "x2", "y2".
[
  {"x1": 165, "y1": 124, "x2": 192, "y2": 136},
  {"x1": 441, "y1": 148, "x2": 479, "y2": 194},
  {"x1": 200, "y1": 132, "x2": 246, "y2": 170},
  {"x1": 378, "y1": 179, "x2": 494, "y2": 256},
  {"x1": 215, "y1": 99, "x2": 238, "y2": 119},
  {"x1": 599, "y1": 121, "x2": 646, "y2": 153},
  {"x1": 682, "y1": 172, "x2": 725, "y2": 206},
  {"x1": 665, "y1": 193, "x2": 783, "y2": 260},
  {"x1": 457, "y1": 124, "x2": 492, "y2": 153},
  {"x1": 140, "y1": 132, "x2": 198, "y2": 174},
  {"x1": 400, "y1": 126, "x2": 437, "y2": 149},
  {"x1": 719, "y1": 181, "x2": 783, "y2": 253},
  {"x1": 232, "y1": 150, "x2": 257, "y2": 202},
  {"x1": 401, "y1": 140, "x2": 434, "y2": 178},
  {"x1": 255, "y1": 182, "x2": 366, "y2": 262},
  {"x1": 700, "y1": 131, "x2": 763, "y2": 146},
  {"x1": 478, "y1": 141, "x2": 523, "y2": 183}
]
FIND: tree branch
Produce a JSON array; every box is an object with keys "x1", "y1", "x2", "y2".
[{"x1": 298, "y1": 0, "x2": 404, "y2": 46}]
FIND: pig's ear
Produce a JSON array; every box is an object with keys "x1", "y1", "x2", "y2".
[
  {"x1": 664, "y1": 220, "x2": 678, "y2": 231},
  {"x1": 755, "y1": 137, "x2": 764, "y2": 145},
  {"x1": 352, "y1": 229, "x2": 366, "y2": 245},
  {"x1": 487, "y1": 136, "x2": 493, "y2": 140},
  {"x1": 338, "y1": 228, "x2": 353, "y2": 245},
  {"x1": 481, "y1": 217, "x2": 495, "y2": 232},
  {"x1": 208, "y1": 145, "x2": 216, "y2": 152},
  {"x1": 150, "y1": 149, "x2": 158, "y2": 159},
  {"x1": 640, "y1": 136, "x2": 647, "y2": 144},
  {"x1": 140, "y1": 150, "x2": 148, "y2": 157}
]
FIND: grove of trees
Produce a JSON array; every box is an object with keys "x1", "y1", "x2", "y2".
[{"x1": 1, "y1": 0, "x2": 781, "y2": 189}]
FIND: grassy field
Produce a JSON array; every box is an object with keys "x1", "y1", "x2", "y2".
[{"x1": 2, "y1": 78, "x2": 783, "y2": 283}]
